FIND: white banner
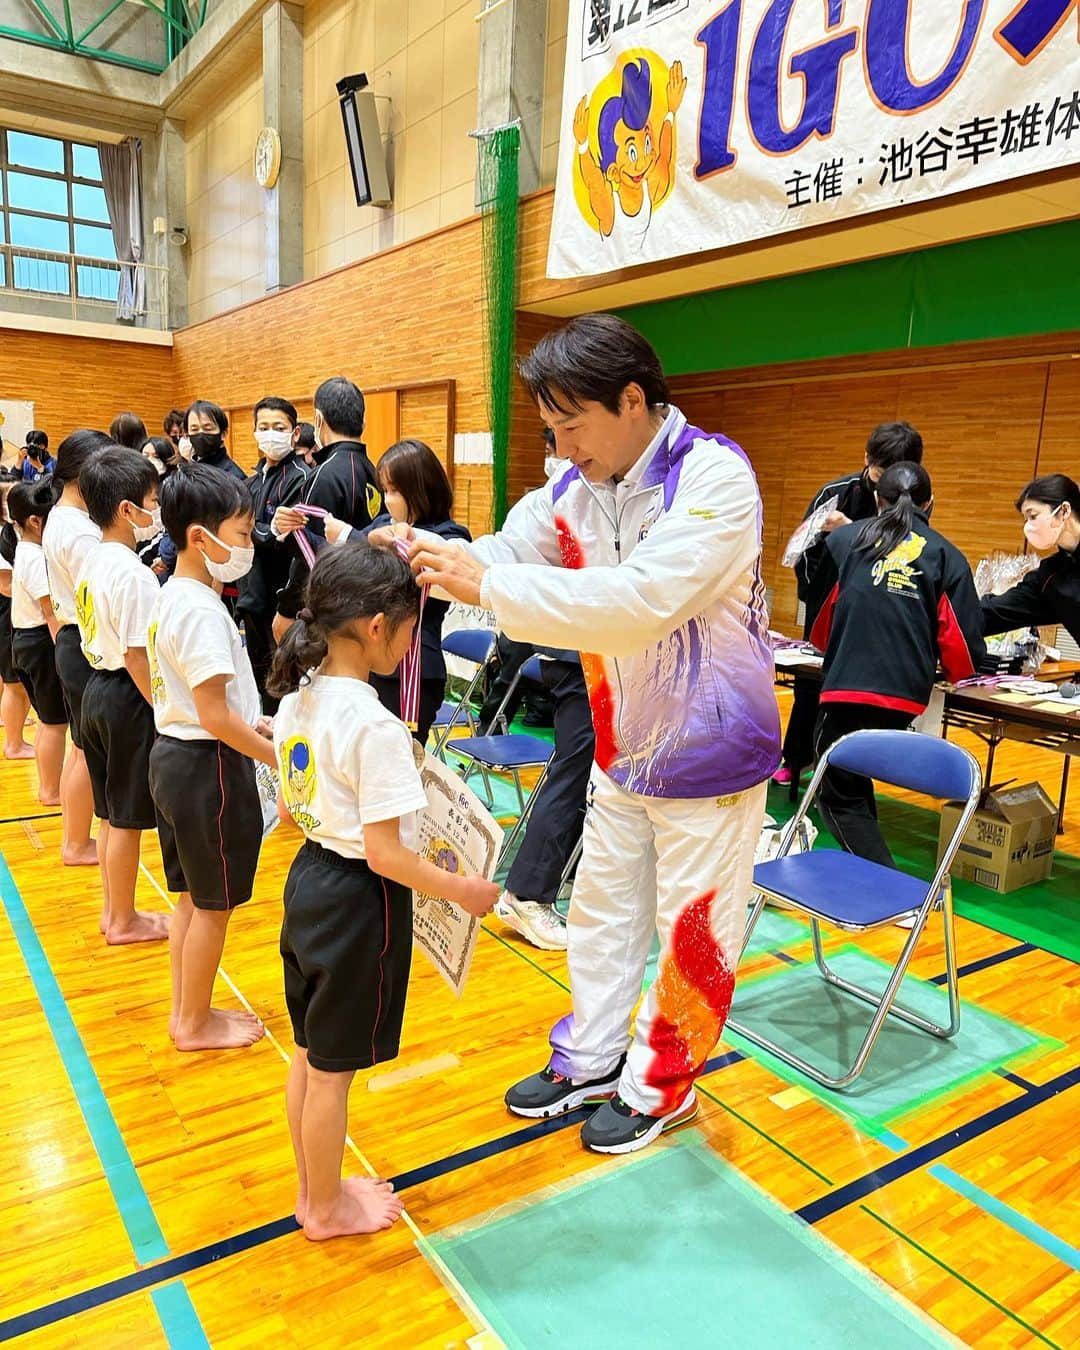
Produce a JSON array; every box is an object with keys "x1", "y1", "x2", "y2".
[
  {"x1": 0, "y1": 400, "x2": 35, "y2": 467},
  {"x1": 548, "y1": 2, "x2": 1080, "y2": 279}
]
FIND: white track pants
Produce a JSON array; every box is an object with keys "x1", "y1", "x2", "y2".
[{"x1": 549, "y1": 766, "x2": 767, "y2": 1116}]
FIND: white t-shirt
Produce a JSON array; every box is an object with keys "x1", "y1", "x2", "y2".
[
  {"x1": 75, "y1": 542, "x2": 160, "y2": 672},
  {"x1": 42, "y1": 505, "x2": 101, "y2": 626},
  {"x1": 274, "y1": 674, "x2": 428, "y2": 861},
  {"x1": 147, "y1": 577, "x2": 260, "y2": 740},
  {"x1": 12, "y1": 541, "x2": 50, "y2": 630}
]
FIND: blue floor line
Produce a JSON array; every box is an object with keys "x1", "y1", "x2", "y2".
[
  {"x1": 150, "y1": 1284, "x2": 213, "y2": 1350},
  {"x1": 996, "y1": 1068, "x2": 1037, "y2": 1093},
  {"x1": 928, "y1": 1165, "x2": 1080, "y2": 1270},
  {"x1": 796, "y1": 1062, "x2": 1080, "y2": 1226},
  {"x1": 928, "y1": 943, "x2": 1036, "y2": 986},
  {"x1": 0, "y1": 850, "x2": 209, "y2": 1347}
]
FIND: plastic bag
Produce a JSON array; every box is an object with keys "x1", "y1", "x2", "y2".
[
  {"x1": 975, "y1": 551, "x2": 1045, "y2": 672},
  {"x1": 754, "y1": 812, "x2": 818, "y2": 865},
  {"x1": 782, "y1": 496, "x2": 839, "y2": 569}
]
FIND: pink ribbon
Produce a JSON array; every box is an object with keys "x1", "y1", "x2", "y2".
[{"x1": 394, "y1": 536, "x2": 428, "y2": 732}]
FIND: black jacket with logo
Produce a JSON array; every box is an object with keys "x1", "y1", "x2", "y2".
[
  {"x1": 982, "y1": 548, "x2": 1080, "y2": 648},
  {"x1": 794, "y1": 470, "x2": 879, "y2": 637},
  {"x1": 811, "y1": 512, "x2": 986, "y2": 714},
  {"x1": 277, "y1": 439, "x2": 382, "y2": 617},
  {"x1": 237, "y1": 452, "x2": 309, "y2": 618}
]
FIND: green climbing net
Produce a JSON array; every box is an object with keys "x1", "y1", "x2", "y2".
[{"x1": 476, "y1": 123, "x2": 521, "y2": 531}]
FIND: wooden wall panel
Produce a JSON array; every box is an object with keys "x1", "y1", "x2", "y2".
[
  {"x1": 364, "y1": 392, "x2": 400, "y2": 464},
  {"x1": 398, "y1": 386, "x2": 450, "y2": 467},
  {"x1": 509, "y1": 311, "x2": 565, "y2": 502},
  {"x1": 1038, "y1": 361, "x2": 1080, "y2": 477},
  {"x1": 0, "y1": 330, "x2": 175, "y2": 461}
]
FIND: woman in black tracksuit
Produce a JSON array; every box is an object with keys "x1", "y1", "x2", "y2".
[
  {"x1": 982, "y1": 474, "x2": 1080, "y2": 648},
  {"x1": 810, "y1": 462, "x2": 985, "y2": 867}
]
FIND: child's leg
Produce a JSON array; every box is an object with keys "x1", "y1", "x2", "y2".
[
  {"x1": 103, "y1": 828, "x2": 169, "y2": 945},
  {"x1": 35, "y1": 723, "x2": 66, "y2": 805},
  {"x1": 174, "y1": 906, "x2": 264, "y2": 1051},
  {"x1": 2, "y1": 681, "x2": 33, "y2": 759},
  {"x1": 301, "y1": 1064, "x2": 402, "y2": 1240},
  {"x1": 168, "y1": 891, "x2": 193, "y2": 1039},
  {"x1": 60, "y1": 748, "x2": 98, "y2": 865},
  {"x1": 97, "y1": 819, "x2": 111, "y2": 933},
  {"x1": 286, "y1": 1048, "x2": 310, "y2": 1224}
]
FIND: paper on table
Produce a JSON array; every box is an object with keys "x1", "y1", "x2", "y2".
[
  {"x1": 412, "y1": 749, "x2": 501, "y2": 998},
  {"x1": 774, "y1": 649, "x2": 823, "y2": 669}
]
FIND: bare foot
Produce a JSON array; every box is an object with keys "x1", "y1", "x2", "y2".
[
  {"x1": 39, "y1": 792, "x2": 61, "y2": 807},
  {"x1": 303, "y1": 1182, "x2": 403, "y2": 1240},
  {"x1": 174, "y1": 1008, "x2": 266, "y2": 1052},
  {"x1": 63, "y1": 843, "x2": 100, "y2": 866},
  {"x1": 4, "y1": 745, "x2": 34, "y2": 761},
  {"x1": 105, "y1": 911, "x2": 171, "y2": 945},
  {"x1": 295, "y1": 1190, "x2": 307, "y2": 1226},
  {"x1": 170, "y1": 1007, "x2": 261, "y2": 1041}
]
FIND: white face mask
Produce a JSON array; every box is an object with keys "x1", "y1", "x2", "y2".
[
  {"x1": 544, "y1": 455, "x2": 563, "y2": 480},
  {"x1": 1024, "y1": 504, "x2": 1065, "y2": 552},
  {"x1": 198, "y1": 527, "x2": 254, "y2": 583},
  {"x1": 255, "y1": 428, "x2": 294, "y2": 462},
  {"x1": 313, "y1": 413, "x2": 326, "y2": 452},
  {"x1": 128, "y1": 503, "x2": 162, "y2": 544},
  {"x1": 148, "y1": 455, "x2": 166, "y2": 477},
  {"x1": 177, "y1": 436, "x2": 194, "y2": 461}
]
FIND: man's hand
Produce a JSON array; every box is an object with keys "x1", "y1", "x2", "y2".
[
  {"x1": 409, "y1": 536, "x2": 488, "y2": 607},
  {"x1": 272, "y1": 506, "x2": 306, "y2": 538},
  {"x1": 272, "y1": 613, "x2": 293, "y2": 643},
  {"x1": 324, "y1": 514, "x2": 354, "y2": 545},
  {"x1": 822, "y1": 511, "x2": 851, "y2": 533}
]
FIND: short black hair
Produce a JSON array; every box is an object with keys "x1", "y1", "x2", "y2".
[
  {"x1": 314, "y1": 377, "x2": 365, "y2": 439},
  {"x1": 866, "y1": 422, "x2": 923, "y2": 469},
  {"x1": 26, "y1": 429, "x2": 49, "y2": 453},
  {"x1": 7, "y1": 477, "x2": 57, "y2": 528},
  {"x1": 146, "y1": 434, "x2": 177, "y2": 466},
  {"x1": 53, "y1": 429, "x2": 115, "y2": 489},
  {"x1": 254, "y1": 396, "x2": 298, "y2": 427},
  {"x1": 160, "y1": 462, "x2": 251, "y2": 550},
  {"x1": 164, "y1": 410, "x2": 185, "y2": 433},
  {"x1": 295, "y1": 422, "x2": 316, "y2": 451},
  {"x1": 186, "y1": 400, "x2": 229, "y2": 435},
  {"x1": 519, "y1": 314, "x2": 669, "y2": 416},
  {"x1": 79, "y1": 447, "x2": 159, "y2": 529},
  {"x1": 1016, "y1": 473, "x2": 1080, "y2": 515},
  {"x1": 109, "y1": 411, "x2": 148, "y2": 450}
]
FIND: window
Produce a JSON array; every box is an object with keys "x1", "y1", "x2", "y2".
[{"x1": 0, "y1": 129, "x2": 118, "y2": 301}]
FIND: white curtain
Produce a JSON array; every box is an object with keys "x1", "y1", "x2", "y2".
[{"x1": 98, "y1": 138, "x2": 145, "y2": 320}]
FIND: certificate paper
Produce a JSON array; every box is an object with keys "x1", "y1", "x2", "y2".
[
  {"x1": 412, "y1": 748, "x2": 501, "y2": 997},
  {"x1": 254, "y1": 762, "x2": 280, "y2": 840}
]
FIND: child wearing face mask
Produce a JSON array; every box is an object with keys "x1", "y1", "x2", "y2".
[
  {"x1": 267, "y1": 544, "x2": 497, "y2": 1241},
  {"x1": 238, "y1": 396, "x2": 309, "y2": 714},
  {"x1": 983, "y1": 475, "x2": 1080, "y2": 651},
  {"x1": 74, "y1": 448, "x2": 171, "y2": 946},
  {"x1": 146, "y1": 464, "x2": 276, "y2": 1053}
]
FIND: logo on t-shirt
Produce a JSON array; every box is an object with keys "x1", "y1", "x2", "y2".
[
  {"x1": 279, "y1": 735, "x2": 321, "y2": 831},
  {"x1": 871, "y1": 533, "x2": 927, "y2": 594},
  {"x1": 147, "y1": 621, "x2": 165, "y2": 705},
  {"x1": 75, "y1": 581, "x2": 101, "y2": 666}
]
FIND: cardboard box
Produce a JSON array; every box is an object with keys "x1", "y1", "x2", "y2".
[{"x1": 937, "y1": 782, "x2": 1057, "y2": 895}]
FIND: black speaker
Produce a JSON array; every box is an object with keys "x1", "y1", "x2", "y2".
[{"x1": 336, "y1": 74, "x2": 391, "y2": 208}]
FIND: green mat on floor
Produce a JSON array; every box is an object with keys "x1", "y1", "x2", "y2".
[
  {"x1": 766, "y1": 785, "x2": 1080, "y2": 966},
  {"x1": 427, "y1": 1135, "x2": 951, "y2": 1349},
  {"x1": 726, "y1": 946, "x2": 1052, "y2": 1134}
]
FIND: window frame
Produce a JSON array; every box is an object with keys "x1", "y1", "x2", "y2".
[{"x1": 0, "y1": 128, "x2": 117, "y2": 297}]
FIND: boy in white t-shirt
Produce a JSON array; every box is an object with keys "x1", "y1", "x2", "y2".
[
  {"x1": 75, "y1": 447, "x2": 171, "y2": 946},
  {"x1": 147, "y1": 463, "x2": 276, "y2": 1052},
  {"x1": 7, "y1": 481, "x2": 68, "y2": 804}
]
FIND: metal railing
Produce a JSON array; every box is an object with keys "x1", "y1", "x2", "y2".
[{"x1": 0, "y1": 245, "x2": 169, "y2": 329}]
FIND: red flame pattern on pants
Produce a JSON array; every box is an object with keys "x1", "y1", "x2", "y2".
[
  {"x1": 645, "y1": 890, "x2": 735, "y2": 1115},
  {"x1": 555, "y1": 515, "x2": 619, "y2": 773}
]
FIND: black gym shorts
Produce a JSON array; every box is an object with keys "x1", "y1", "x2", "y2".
[
  {"x1": 80, "y1": 668, "x2": 157, "y2": 830},
  {"x1": 12, "y1": 626, "x2": 67, "y2": 726},
  {"x1": 281, "y1": 841, "x2": 413, "y2": 1073},
  {"x1": 54, "y1": 624, "x2": 93, "y2": 749},
  {"x1": 149, "y1": 735, "x2": 262, "y2": 910},
  {"x1": 0, "y1": 599, "x2": 20, "y2": 686}
]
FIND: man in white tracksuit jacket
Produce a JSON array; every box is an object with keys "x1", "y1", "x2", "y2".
[{"x1": 412, "y1": 314, "x2": 781, "y2": 1153}]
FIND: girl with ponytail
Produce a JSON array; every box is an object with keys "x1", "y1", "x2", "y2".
[
  {"x1": 809, "y1": 462, "x2": 985, "y2": 867},
  {"x1": 268, "y1": 544, "x2": 497, "y2": 1241}
]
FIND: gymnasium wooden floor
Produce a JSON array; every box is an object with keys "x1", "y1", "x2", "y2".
[{"x1": 0, "y1": 694, "x2": 1077, "y2": 1348}]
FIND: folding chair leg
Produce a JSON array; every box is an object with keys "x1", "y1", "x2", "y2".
[{"x1": 496, "y1": 762, "x2": 550, "y2": 868}]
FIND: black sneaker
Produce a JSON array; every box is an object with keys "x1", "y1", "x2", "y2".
[
  {"x1": 504, "y1": 1060, "x2": 624, "y2": 1119},
  {"x1": 579, "y1": 1091, "x2": 699, "y2": 1154}
]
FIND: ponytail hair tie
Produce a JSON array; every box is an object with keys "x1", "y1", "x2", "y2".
[{"x1": 297, "y1": 607, "x2": 315, "y2": 623}]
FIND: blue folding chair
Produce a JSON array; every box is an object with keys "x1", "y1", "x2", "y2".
[
  {"x1": 430, "y1": 627, "x2": 497, "y2": 759},
  {"x1": 728, "y1": 729, "x2": 982, "y2": 1090},
  {"x1": 445, "y1": 656, "x2": 555, "y2": 864}
]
